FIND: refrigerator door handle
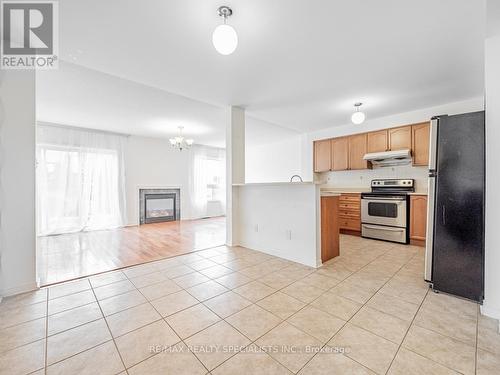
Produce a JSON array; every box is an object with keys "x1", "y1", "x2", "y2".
[{"x1": 442, "y1": 205, "x2": 446, "y2": 225}]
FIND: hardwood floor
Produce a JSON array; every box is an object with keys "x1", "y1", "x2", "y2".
[{"x1": 37, "y1": 217, "x2": 226, "y2": 286}]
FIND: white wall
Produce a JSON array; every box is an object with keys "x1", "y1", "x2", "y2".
[
  {"x1": 245, "y1": 116, "x2": 303, "y2": 183},
  {"x1": 301, "y1": 98, "x2": 485, "y2": 181},
  {"x1": 236, "y1": 184, "x2": 320, "y2": 267},
  {"x1": 246, "y1": 136, "x2": 302, "y2": 183},
  {"x1": 0, "y1": 71, "x2": 37, "y2": 297},
  {"x1": 124, "y1": 135, "x2": 191, "y2": 224},
  {"x1": 483, "y1": 1, "x2": 500, "y2": 320}
]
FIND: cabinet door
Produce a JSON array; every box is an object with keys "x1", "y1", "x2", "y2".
[
  {"x1": 412, "y1": 122, "x2": 430, "y2": 166},
  {"x1": 331, "y1": 137, "x2": 349, "y2": 171},
  {"x1": 348, "y1": 133, "x2": 368, "y2": 170},
  {"x1": 314, "y1": 139, "x2": 331, "y2": 172},
  {"x1": 321, "y1": 196, "x2": 340, "y2": 262},
  {"x1": 410, "y1": 195, "x2": 428, "y2": 240},
  {"x1": 367, "y1": 130, "x2": 388, "y2": 153},
  {"x1": 388, "y1": 126, "x2": 412, "y2": 150}
]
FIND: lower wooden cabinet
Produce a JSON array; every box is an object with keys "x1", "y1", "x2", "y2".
[
  {"x1": 410, "y1": 195, "x2": 428, "y2": 245},
  {"x1": 339, "y1": 193, "x2": 361, "y2": 233},
  {"x1": 321, "y1": 195, "x2": 340, "y2": 262}
]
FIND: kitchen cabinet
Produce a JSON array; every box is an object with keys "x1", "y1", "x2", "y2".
[
  {"x1": 367, "y1": 130, "x2": 388, "y2": 153},
  {"x1": 321, "y1": 195, "x2": 340, "y2": 262},
  {"x1": 410, "y1": 195, "x2": 428, "y2": 245},
  {"x1": 388, "y1": 126, "x2": 412, "y2": 151},
  {"x1": 412, "y1": 122, "x2": 430, "y2": 166},
  {"x1": 331, "y1": 137, "x2": 349, "y2": 171},
  {"x1": 314, "y1": 139, "x2": 331, "y2": 172},
  {"x1": 348, "y1": 133, "x2": 369, "y2": 170},
  {"x1": 339, "y1": 193, "x2": 361, "y2": 233}
]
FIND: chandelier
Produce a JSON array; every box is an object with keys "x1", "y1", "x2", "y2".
[{"x1": 169, "y1": 126, "x2": 194, "y2": 151}]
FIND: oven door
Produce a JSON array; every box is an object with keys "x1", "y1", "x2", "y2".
[{"x1": 361, "y1": 196, "x2": 407, "y2": 227}]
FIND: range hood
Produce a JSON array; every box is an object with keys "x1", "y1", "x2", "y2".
[{"x1": 363, "y1": 149, "x2": 412, "y2": 167}]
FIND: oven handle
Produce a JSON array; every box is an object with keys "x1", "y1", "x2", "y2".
[
  {"x1": 362, "y1": 198, "x2": 406, "y2": 204},
  {"x1": 363, "y1": 224, "x2": 405, "y2": 232},
  {"x1": 361, "y1": 196, "x2": 406, "y2": 201}
]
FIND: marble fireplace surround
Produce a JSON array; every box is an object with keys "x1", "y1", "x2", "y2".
[{"x1": 139, "y1": 187, "x2": 181, "y2": 225}]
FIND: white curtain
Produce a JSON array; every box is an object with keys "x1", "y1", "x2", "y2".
[
  {"x1": 189, "y1": 145, "x2": 226, "y2": 219},
  {"x1": 36, "y1": 124, "x2": 127, "y2": 235}
]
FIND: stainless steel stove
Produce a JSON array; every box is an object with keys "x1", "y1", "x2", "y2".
[{"x1": 361, "y1": 179, "x2": 414, "y2": 244}]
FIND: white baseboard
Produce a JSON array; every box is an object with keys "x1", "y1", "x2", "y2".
[{"x1": 0, "y1": 281, "x2": 39, "y2": 299}]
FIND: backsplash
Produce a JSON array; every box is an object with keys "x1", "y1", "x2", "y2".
[{"x1": 317, "y1": 164, "x2": 429, "y2": 192}]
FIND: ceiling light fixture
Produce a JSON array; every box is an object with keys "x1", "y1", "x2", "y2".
[
  {"x1": 169, "y1": 126, "x2": 194, "y2": 151},
  {"x1": 212, "y1": 6, "x2": 238, "y2": 55},
  {"x1": 351, "y1": 102, "x2": 366, "y2": 124}
]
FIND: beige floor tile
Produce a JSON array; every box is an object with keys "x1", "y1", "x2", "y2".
[
  {"x1": 186, "y1": 280, "x2": 228, "y2": 301},
  {"x1": 93, "y1": 279, "x2": 136, "y2": 300},
  {"x1": 198, "y1": 265, "x2": 233, "y2": 279},
  {"x1": 413, "y1": 304, "x2": 477, "y2": 346},
  {"x1": 259, "y1": 272, "x2": 296, "y2": 289},
  {"x1": 188, "y1": 259, "x2": 218, "y2": 271},
  {"x1": 257, "y1": 292, "x2": 306, "y2": 319},
  {"x1": 215, "y1": 272, "x2": 252, "y2": 289},
  {"x1": 173, "y1": 272, "x2": 210, "y2": 289},
  {"x1": 0, "y1": 289, "x2": 47, "y2": 312},
  {"x1": 223, "y1": 259, "x2": 255, "y2": 272},
  {"x1": 48, "y1": 279, "x2": 91, "y2": 299},
  {"x1": 402, "y1": 325, "x2": 475, "y2": 375},
  {"x1": 299, "y1": 352, "x2": 375, "y2": 375},
  {"x1": 166, "y1": 303, "x2": 220, "y2": 339},
  {"x1": 239, "y1": 264, "x2": 274, "y2": 279},
  {"x1": 281, "y1": 281, "x2": 324, "y2": 304},
  {"x1": 329, "y1": 281, "x2": 374, "y2": 304},
  {"x1": 130, "y1": 271, "x2": 167, "y2": 289},
  {"x1": 379, "y1": 279, "x2": 428, "y2": 305},
  {"x1": 0, "y1": 339, "x2": 45, "y2": 375},
  {"x1": 477, "y1": 348, "x2": 500, "y2": 375},
  {"x1": 226, "y1": 304, "x2": 282, "y2": 341},
  {"x1": 185, "y1": 321, "x2": 251, "y2": 370},
  {"x1": 127, "y1": 342, "x2": 206, "y2": 375},
  {"x1": 478, "y1": 314, "x2": 499, "y2": 331},
  {"x1": 233, "y1": 281, "x2": 277, "y2": 302},
  {"x1": 316, "y1": 264, "x2": 353, "y2": 281},
  {"x1": 150, "y1": 290, "x2": 199, "y2": 317},
  {"x1": 346, "y1": 272, "x2": 390, "y2": 293},
  {"x1": 46, "y1": 341, "x2": 124, "y2": 375},
  {"x1": 138, "y1": 279, "x2": 182, "y2": 301},
  {"x1": 153, "y1": 257, "x2": 184, "y2": 270},
  {"x1": 287, "y1": 306, "x2": 345, "y2": 344},
  {"x1": 115, "y1": 320, "x2": 181, "y2": 368},
  {"x1": 162, "y1": 265, "x2": 195, "y2": 279},
  {"x1": 366, "y1": 292, "x2": 419, "y2": 322},
  {"x1": 106, "y1": 302, "x2": 161, "y2": 337},
  {"x1": 0, "y1": 318, "x2": 45, "y2": 354},
  {"x1": 89, "y1": 270, "x2": 127, "y2": 288},
  {"x1": 328, "y1": 323, "x2": 398, "y2": 375},
  {"x1": 310, "y1": 292, "x2": 362, "y2": 321},
  {"x1": 212, "y1": 346, "x2": 291, "y2": 375},
  {"x1": 48, "y1": 302, "x2": 102, "y2": 335},
  {"x1": 300, "y1": 272, "x2": 341, "y2": 290},
  {"x1": 123, "y1": 263, "x2": 158, "y2": 279},
  {"x1": 203, "y1": 291, "x2": 252, "y2": 318},
  {"x1": 99, "y1": 290, "x2": 147, "y2": 316},
  {"x1": 350, "y1": 306, "x2": 410, "y2": 344},
  {"x1": 255, "y1": 321, "x2": 322, "y2": 373},
  {"x1": 478, "y1": 325, "x2": 500, "y2": 355},
  {"x1": 47, "y1": 319, "x2": 111, "y2": 365},
  {"x1": 423, "y1": 292, "x2": 478, "y2": 320},
  {"x1": 48, "y1": 289, "x2": 96, "y2": 315},
  {"x1": 0, "y1": 301, "x2": 47, "y2": 330},
  {"x1": 388, "y1": 347, "x2": 458, "y2": 375}
]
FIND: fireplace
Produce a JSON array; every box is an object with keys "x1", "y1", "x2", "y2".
[{"x1": 139, "y1": 188, "x2": 180, "y2": 224}]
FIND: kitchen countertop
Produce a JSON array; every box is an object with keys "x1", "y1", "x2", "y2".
[{"x1": 320, "y1": 186, "x2": 427, "y2": 195}]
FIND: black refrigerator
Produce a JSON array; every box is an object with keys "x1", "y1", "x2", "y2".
[{"x1": 424, "y1": 111, "x2": 485, "y2": 302}]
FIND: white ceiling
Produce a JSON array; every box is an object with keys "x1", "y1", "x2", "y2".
[{"x1": 38, "y1": 0, "x2": 485, "y2": 142}]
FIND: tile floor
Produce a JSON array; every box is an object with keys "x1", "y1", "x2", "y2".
[{"x1": 1, "y1": 235, "x2": 499, "y2": 375}]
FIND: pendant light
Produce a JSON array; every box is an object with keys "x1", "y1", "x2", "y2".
[
  {"x1": 212, "y1": 6, "x2": 238, "y2": 55},
  {"x1": 169, "y1": 126, "x2": 194, "y2": 151},
  {"x1": 351, "y1": 102, "x2": 366, "y2": 124}
]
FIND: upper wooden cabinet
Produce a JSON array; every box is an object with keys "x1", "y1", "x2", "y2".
[
  {"x1": 348, "y1": 133, "x2": 368, "y2": 170},
  {"x1": 314, "y1": 139, "x2": 331, "y2": 172},
  {"x1": 367, "y1": 130, "x2": 388, "y2": 153},
  {"x1": 388, "y1": 126, "x2": 412, "y2": 151},
  {"x1": 412, "y1": 122, "x2": 430, "y2": 166},
  {"x1": 331, "y1": 137, "x2": 349, "y2": 171}
]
